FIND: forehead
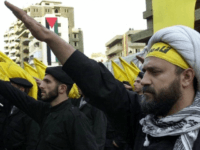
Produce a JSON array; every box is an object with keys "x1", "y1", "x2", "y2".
[
  {"x1": 143, "y1": 57, "x2": 176, "y2": 70},
  {"x1": 43, "y1": 74, "x2": 56, "y2": 81}
]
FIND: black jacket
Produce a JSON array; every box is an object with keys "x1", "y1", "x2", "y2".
[
  {"x1": 0, "y1": 95, "x2": 12, "y2": 150},
  {"x1": 3, "y1": 107, "x2": 40, "y2": 150},
  {"x1": 0, "y1": 81, "x2": 98, "y2": 150},
  {"x1": 62, "y1": 50, "x2": 200, "y2": 150},
  {"x1": 72, "y1": 97, "x2": 107, "y2": 150}
]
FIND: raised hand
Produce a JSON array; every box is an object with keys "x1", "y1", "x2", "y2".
[{"x1": 4, "y1": 1, "x2": 51, "y2": 42}]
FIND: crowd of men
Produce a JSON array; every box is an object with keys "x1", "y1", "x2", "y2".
[{"x1": 1, "y1": 1, "x2": 200, "y2": 150}]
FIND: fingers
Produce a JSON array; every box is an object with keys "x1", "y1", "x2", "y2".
[{"x1": 4, "y1": 1, "x2": 27, "y2": 20}]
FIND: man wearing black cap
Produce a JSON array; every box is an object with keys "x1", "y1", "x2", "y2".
[
  {"x1": 0, "y1": 67, "x2": 97, "y2": 150},
  {"x1": 3, "y1": 78, "x2": 40, "y2": 150}
]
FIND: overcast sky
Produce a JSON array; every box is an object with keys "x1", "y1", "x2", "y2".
[{"x1": 1, "y1": 0, "x2": 147, "y2": 57}]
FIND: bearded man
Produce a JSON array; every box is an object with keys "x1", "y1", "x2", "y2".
[
  {"x1": 0, "y1": 66, "x2": 97, "y2": 150},
  {"x1": 5, "y1": 2, "x2": 200, "y2": 150}
]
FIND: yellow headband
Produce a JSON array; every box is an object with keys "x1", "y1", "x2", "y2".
[{"x1": 146, "y1": 42, "x2": 190, "y2": 69}]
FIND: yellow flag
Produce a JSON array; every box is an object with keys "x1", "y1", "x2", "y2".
[
  {"x1": 119, "y1": 57, "x2": 139, "y2": 89},
  {"x1": 153, "y1": 0, "x2": 196, "y2": 33},
  {"x1": 111, "y1": 60, "x2": 129, "y2": 82},
  {"x1": 0, "y1": 66, "x2": 10, "y2": 81},
  {"x1": 0, "y1": 52, "x2": 14, "y2": 62},
  {"x1": 68, "y1": 83, "x2": 81, "y2": 99},
  {"x1": 0, "y1": 61, "x2": 38, "y2": 99},
  {"x1": 131, "y1": 62, "x2": 140, "y2": 72},
  {"x1": 33, "y1": 58, "x2": 47, "y2": 80},
  {"x1": 24, "y1": 62, "x2": 39, "y2": 78}
]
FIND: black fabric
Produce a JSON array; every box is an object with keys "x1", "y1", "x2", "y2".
[
  {"x1": 46, "y1": 66, "x2": 74, "y2": 85},
  {"x1": 10, "y1": 78, "x2": 33, "y2": 88},
  {"x1": 72, "y1": 97, "x2": 107, "y2": 150},
  {"x1": 0, "y1": 95, "x2": 12, "y2": 150},
  {"x1": 62, "y1": 50, "x2": 200, "y2": 150},
  {"x1": 3, "y1": 107, "x2": 40, "y2": 150},
  {"x1": 0, "y1": 81, "x2": 98, "y2": 150}
]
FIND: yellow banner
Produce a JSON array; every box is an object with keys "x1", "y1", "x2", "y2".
[
  {"x1": 153, "y1": 0, "x2": 196, "y2": 33},
  {"x1": 111, "y1": 60, "x2": 129, "y2": 82},
  {"x1": 131, "y1": 62, "x2": 140, "y2": 72},
  {"x1": 119, "y1": 57, "x2": 139, "y2": 89},
  {"x1": 24, "y1": 62, "x2": 39, "y2": 79},
  {"x1": 0, "y1": 61, "x2": 38, "y2": 99},
  {"x1": 68, "y1": 83, "x2": 81, "y2": 99},
  {"x1": 33, "y1": 58, "x2": 47, "y2": 80}
]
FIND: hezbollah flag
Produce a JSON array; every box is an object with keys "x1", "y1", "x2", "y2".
[
  {"x1": 119, "y1": 57, "x2": 139, "y2": 89},
  {"x1": 111, "y1": 60, "x2": 129, "y2": 82},
  {"x1": 46, "y1": 17, "x2": 59, "y2": 65},
  {"x1": 0, "y1": 51, "x2": 14, "y2": 62},
  {"x1": 33, "y1": 58, "x2": 47, "y2": 80},
  {"x1": 24, "y1": 62, "x2": 39, "y2": 78},
  {"x1": 68, "y1": 83, "x2": 81, "y2": 99},
  {"x1": 0, "y1": 66, "x2": 10, "y2": 81},
  {"x1": 131, "y1": 62, "x2": 140, "y2": 72},
  {"x1": 0, "y1": 60, "x2": 38, "y2": 99},
  {"x1": 153, "y1": 0, "x2": 196, "y2": 33}
]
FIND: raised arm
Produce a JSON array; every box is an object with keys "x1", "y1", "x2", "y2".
[{"x1": 4, "y1": 1, "x2": 74, "y2": 65}]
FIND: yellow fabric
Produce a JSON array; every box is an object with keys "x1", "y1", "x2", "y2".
[
  {"x1": 111, "y1": 60, "x2": 129, "y2": 82},
  {"x1": 146, "y1": 42, "x2": 190, "y2": 69},
  {"x1": 24, "y1": 62, "x2": 39, "y2": 78},
  {"x1": 153, "y1": 0, "x2": 196, "y2": 33},
  {"x1": 0, "y1": 61, "x2": 38, "y2": 99},
  {"x1": 68, "y1": 83, "x2": 81, "y2": 99},
  {"x1": 130, "y1": 62, "x2": 140, "y2": 72},
  {"x1": 0, "y1": 66, "x2": 10, "y2": 81},
  {"x1": 119, "y1": 57, "x2": 139, "y2": 89},
  {"x1": 33, "y1": 58, "x2": 47, "y2": 80},
  {"x1": 0, "y1": 52, "x2": 14, "y2": 62}
]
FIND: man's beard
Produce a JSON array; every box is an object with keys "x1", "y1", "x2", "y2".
[
  {"x1": 141, "y1": 77, "x2": 182, "y2": 117},
  {"x1": 42, "y1": 86, "x2": 59, "y2": 103}
]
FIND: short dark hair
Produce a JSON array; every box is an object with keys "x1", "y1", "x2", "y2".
[
  {"x1": 56, "y1": 80, "x2": 72, "y2": 95},
  {"x1": 175, "y1": 66, "x2": 198, "y2": 92}
]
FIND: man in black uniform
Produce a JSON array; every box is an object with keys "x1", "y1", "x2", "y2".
[
  {"x1": 72, "y1": 87, "x2": 107, "y2": 150},
  {"x1": 3, "y1": 78, "x2": 40, "y2": 150},
  {"x1": 0, "y1": 66, "x2": 97, "y2": 150},
  {"x1": 5, "y1": 2, "x2": 200, "y2": 150}
]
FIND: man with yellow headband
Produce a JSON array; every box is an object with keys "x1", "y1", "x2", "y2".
[{"x1": 4, "y1": 2, "x2": 200, "y2": 150}]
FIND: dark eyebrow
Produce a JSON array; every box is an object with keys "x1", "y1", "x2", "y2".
[
  {"x1": 143, "y1": 66, "x2": 162, "y2": 72},
  {"x1": 43, "y1": 78, "x2": 51, "y2": 83}
]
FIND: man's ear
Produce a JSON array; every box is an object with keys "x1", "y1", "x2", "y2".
[
  {"x1": 58, "y1": 84, "x2": 67, "y2": 94},
  {"x1": 181, "y1": 68, "x2": 195, "y2": 88}
]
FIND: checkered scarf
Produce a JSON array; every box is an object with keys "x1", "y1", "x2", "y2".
[{"x1": 140, "y1": 91, "x2": 200, "y2": 150}]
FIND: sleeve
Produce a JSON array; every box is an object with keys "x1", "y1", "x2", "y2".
[
  {"x1": 24, "y1": 116, "x2": 40, "y2": 150},
  {"x1": 0, "y1": 80, "x2": 48, "y2": 125},
  {"x1": 62, "y1": 50, "x2": 140, "y2": 139},
  {"x1": 92, "y1": 108, "x2": 107, "y2": 150},
  {"x1": 67, "y1": 108, "x2": 98, "y2": 150}
]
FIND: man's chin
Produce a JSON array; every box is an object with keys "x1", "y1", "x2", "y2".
[{"x1": 143, "y1": 93, "x2": 154, "y2": 102}]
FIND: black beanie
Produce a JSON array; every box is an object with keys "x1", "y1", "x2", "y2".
[{"x1": 45, "y1": 66, "x2": 74, "y2": 86}]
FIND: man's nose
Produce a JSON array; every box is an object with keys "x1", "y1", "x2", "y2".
[{"x1": 141, "y1": 72, "x2": 151, "y2": 86}]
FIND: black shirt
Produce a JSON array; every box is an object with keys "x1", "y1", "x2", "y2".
[
  {"x1": 0, "y1": 81, "x2": 98, "y2": 150},
  {"x1": 62, "y1": 50, "x2": 200, "y2": 150}
]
